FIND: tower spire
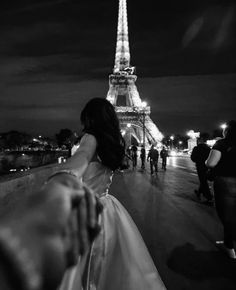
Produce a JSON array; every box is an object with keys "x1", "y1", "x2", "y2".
[
  {"x1": 107, "y1": 0, "x2": 163, "y2": 145},
  {"x1": 114, "y1": 0, "x2": 130, "y2": 73}
]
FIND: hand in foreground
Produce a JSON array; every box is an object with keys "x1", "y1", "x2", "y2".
[{"x1": 0, "y1": 173, "x2": 102, "y2": 290}]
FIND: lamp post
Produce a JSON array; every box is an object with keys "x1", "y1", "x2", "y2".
[
  {"x1": 126, "y1": 123, "x2": 131, "y2": 147},
  {"x1": 170, "y1": 135, "x2": 174, "y2": 149},
  {"x1": 140, "y1": 101, "x2": 147, "y2": 148},
  {"x1": 178, "y1": 140, "x2": 183, "y2": 150}
]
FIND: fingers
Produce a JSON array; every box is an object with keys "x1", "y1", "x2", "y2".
[
  {"x1": 86, "y1": 193, "x2": 103, "y2": 243},
  {"x1": 83, "y1": 184, "x2": 97, "y2": 229},
  {"x1": 95, "y1": 196, "x2": 103, "y2": 216},
  {"x1": 77, "y1": 197, "x2": 90, "y2": 255}
]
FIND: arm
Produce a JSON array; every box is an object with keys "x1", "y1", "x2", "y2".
[
  {"x1": 205, "y1": 149, "x2": 221, "y2": 168},
  {"x1": 190, "y1": 147, "x2": 197, "y2": 162},
  {"x1": 61, "y1": 134, "x2": 97, "y2": 178},
  {"x1": 0, "y1": 174, "x2": 101, "y2": 290}
]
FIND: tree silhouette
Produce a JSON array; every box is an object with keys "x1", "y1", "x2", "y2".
[{"x1": 56, "y1": 129, "x2": 76, "y2": 148}]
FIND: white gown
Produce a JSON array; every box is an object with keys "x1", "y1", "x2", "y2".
[{"x1": 59, "y1": 161, "x2": 166, "y2": 290}]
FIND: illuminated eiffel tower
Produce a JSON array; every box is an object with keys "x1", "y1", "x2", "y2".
[{"x1": 106, "y1": 0, "x2": 163, "y2": 146}]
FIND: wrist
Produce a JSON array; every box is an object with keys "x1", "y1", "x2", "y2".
[{"x1": 0, "y1": 227, "x2": 42, "y2": 290}]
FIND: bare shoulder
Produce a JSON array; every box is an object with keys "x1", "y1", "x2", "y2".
[
  {"x1": 81, "y1": 133, "x2": 97, "y2": 147},
  {"x1": 78, "y1": 134, "x2": 97, "y2": 156}
]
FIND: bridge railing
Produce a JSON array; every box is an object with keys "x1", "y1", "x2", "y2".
[{"x1": 0, "y1": 164, "x2": 59, "y2": 218}]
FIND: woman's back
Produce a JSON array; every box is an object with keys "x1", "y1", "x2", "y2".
[{"x1": 82, "y1": 161, "x2": 113, "y2": 197}]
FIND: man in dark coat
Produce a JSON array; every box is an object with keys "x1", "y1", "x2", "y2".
[
  {"x1": 160, "y1": 146, "x2": 168, "y2": 170},
  {"x1": 147, "y1": 145, "x2": 159, "y2": 175},
  {"x1": 140, "y1": 145, "x2": 146, "y2": 170},
  {"x1": 131, "y1": 144, "x2": 138, "y2": 169},
  {"x1": 191, "y1": 136, "x2": 213, "y2": 202}
]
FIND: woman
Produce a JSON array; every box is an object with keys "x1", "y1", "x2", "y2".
[
  {"x1": 206, "y1": 120, "x2": 236, "y2": 259},
  {"x1": 59, "y1": 98, "x2": 166, "y2": 290}
]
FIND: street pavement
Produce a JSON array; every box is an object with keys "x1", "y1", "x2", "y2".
[{"x1": 110, "y1": 156, "x2": 236, "y2": 290}]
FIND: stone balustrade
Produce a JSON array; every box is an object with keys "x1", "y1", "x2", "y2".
[{"x1": 0, "y1": 164, "x2": 59, "y2": 218}]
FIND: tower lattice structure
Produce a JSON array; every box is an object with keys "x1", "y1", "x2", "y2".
[{"x1": 106, "y1": 0, "x2": 163, "y2": 146}]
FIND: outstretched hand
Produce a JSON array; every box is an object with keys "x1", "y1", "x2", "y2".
[{"x1": 0, "y1": 172, "x2": 102, "y2": 290}]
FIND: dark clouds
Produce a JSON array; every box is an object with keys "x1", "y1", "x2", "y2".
[{"x1": 0, "y1": 0, "x2": 236, "y2": 136}]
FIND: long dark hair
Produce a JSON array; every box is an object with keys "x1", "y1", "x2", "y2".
[
  {"x1": 80, "y1": 98, "x2": 125, "y2": 170},
  {"x1": 224, "y1": 120, "x2": 236, "y2": 145}
]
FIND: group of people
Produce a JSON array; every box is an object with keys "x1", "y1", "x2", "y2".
[
  {"x1": 125, "y1": 144, "x2": 169, "y2": 174},
  {"x1": 0, "y1": 97, "x2": 235, "y2": 290},
  {"x1": 191, "y1": 121, "x2": 236, "y2": 259},
  {"x1": 0, "y1": 98, "x2": 166, "y2": 290},
  {"x1": 147, "y1": 145, "x2": 169, "y2": 174}
]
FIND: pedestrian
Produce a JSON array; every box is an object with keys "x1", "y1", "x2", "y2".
[
  {"x1": 59, "y1": 98, "x2": 166, "y2": 290},
  {"x1": 140, "y1": 145, "x2": 146, "y2": 170},
  {"x1": 131, "y1": 144, "x2": 138, "y2": 170},
  {"x1": 160, "y1": 146, "x2": 168, "y2": 170},
  {"x1": 147, "y1": 145, "x2": 159, "y2": 175},
  {"x1": 190, "y1": 134, "x2": 213, "y2": 203},
  {"x1": 119, "y1": 148, "x2": 132, "y2": 172},
  {"x1": 206, "y1": 120, "x2": 236, "y2": 259}
]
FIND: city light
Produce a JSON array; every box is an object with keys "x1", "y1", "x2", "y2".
[
  {"x1": 141, "y1": 101, "x2": 147, "y2": 108},
  {"x1": 220, "y1": 123, "x2": 227, "y2": 130},
  {"x1": 170, "y1": 135, "x2": 174, "y2": 140},
  {"x1": 207, "y1": 139, "x2": 217, "y2": 147},
  {"x1": 187, "y1": 130, "x2": 200, "y2": 139}
]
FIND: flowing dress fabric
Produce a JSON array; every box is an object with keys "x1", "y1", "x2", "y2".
[{"x1": 60, "y1": 161, "x2": 166, "y2": 290}]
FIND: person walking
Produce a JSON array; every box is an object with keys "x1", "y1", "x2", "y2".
[
  {"x1": 140, "y1": 145, "x2": 146, "y2": 170},
  {"x1": 131, "y1": 144, "x2": 138, "y2": 170},
  {"x1": 191, "y1": 135, "x2": 213, "y2": 203},
  {"x1": 160, "y1": 146, "x2": 168, "y2": 170},
  {"x1": 206, "y1": 120, "x2": 236, "y2": 259},
  {"x1": 59, "y1": 98, "x2": 166, "y2": 290},
  {"x1": 147, "y1": 145, "x2": 159, "y2": 175}
]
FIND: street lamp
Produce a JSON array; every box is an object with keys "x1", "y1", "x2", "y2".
[
  {"x1": 178, "y1": 140, "x2": 182, "y2": 149},
  {"x1": 220, "y1": 123, "x2": 227, "y2": 130},
  {"x1": 126, "y1": 123, "x2": 131, "y2": 146},
  {"x1": 121, "y1": 129, "x2": 126, "y2": 136},
  {"x1": 140, "y1": 101, "x2": 147, "y2": 148},
  {"x1": 170, "y1": 135, "x2": 174, "y2": 149}
]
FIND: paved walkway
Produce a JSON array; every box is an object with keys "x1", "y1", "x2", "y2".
[{"x1": 110, "y1": 163, "x2": 236, "y2": 290}]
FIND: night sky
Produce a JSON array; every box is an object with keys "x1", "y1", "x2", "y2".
[{"x1": 1, "y1": 0, "x2": 236, "y2": 137}]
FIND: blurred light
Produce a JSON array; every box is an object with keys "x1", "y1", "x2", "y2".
[
  {"x1": 170, "y1": 150, "x2": 177, "y2": 156},
  {"x1": 179, "y1": 141, "x2": 183, "y2": 144},
  {"x1": 141, "y1": 101, "x2": 147, "y2": 108},
  {"x1": 39, "y1": 135, "x2": 42, "y2": 138},
  {"x1": 170, "y1": 135, "x2": 174, "y2": 140},
  {"x1": 127, "y1": 123, "x2": 131, "y2": 128},
  {"x1": 121, "y1": 130, "x2": 126, "y2": 136},
  {"x1": 187, "y1": 130, "x2": 200, "y2": 139},
  {"x1": 220, "y1": 123, "x2": 227, "y2": 130},
  {"x1": 207, "y1": 139, "x2": 217, "y2": 147}
]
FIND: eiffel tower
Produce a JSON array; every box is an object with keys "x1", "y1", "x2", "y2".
[{"x1": 106, "y1": 0, "x2": 163, "y2": 147}]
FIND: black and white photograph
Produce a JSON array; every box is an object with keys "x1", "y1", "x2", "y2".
[{"x1": 0, "y1": 1, "x2": 236, "y2": 289}]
